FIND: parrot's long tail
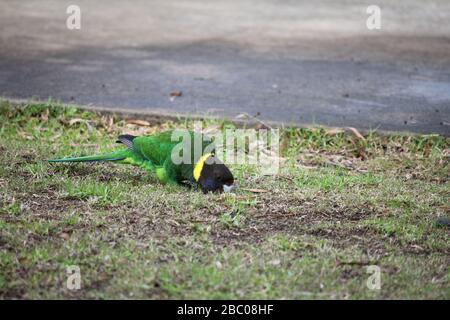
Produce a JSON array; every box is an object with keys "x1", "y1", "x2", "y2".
[{"x1": 48, "y1": 150, "x2": 132, "y2": 163}]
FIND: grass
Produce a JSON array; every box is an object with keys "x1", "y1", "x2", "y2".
[{"x1": 0, "y1": 99, "x2": 448, "y2": 299}]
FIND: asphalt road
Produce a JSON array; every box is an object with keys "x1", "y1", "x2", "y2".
[{"x1": 1, "y1": 0, "x2": 449, "y2": 134}]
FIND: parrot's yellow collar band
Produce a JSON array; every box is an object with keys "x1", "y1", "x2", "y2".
[{"x1": 193, "y1": 153, "x2": 213, "y2": 182}]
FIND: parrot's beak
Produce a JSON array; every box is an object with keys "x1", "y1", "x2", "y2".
[{"x1": 223, "y1": 184, "x2": 234, "y2": 193}]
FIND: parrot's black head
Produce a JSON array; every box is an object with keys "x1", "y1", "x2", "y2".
[{"x1": 194, "y1": 154, "x2": 234, "y2": 193}]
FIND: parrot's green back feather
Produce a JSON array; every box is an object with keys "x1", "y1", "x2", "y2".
[
  {"x1": 131, "y1": 130, "x2": 215, "y2": 183},
  {"x1": 48, "y1": 130, "x2": 215, "y2": 185}
]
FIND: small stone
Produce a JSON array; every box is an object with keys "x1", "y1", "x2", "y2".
[
  {"x1": 58, "y1": 232, "x2": 70, "y2": 240},
  {"x1": 270, "y1": 259, "x2": 281, "y2": 266},
  {"x1": 436, "y1": 217, "x2": 450, "y2": 228}
]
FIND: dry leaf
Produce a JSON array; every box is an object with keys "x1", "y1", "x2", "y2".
[
  {"x1": 69, "y1": 143, "x2": 98, "y2": 147},
  {"x1": 235, "y1": 113, "x2": 250, "y2": 120},
  {"x1": 203, "y1": 125, "x2": 221, "y2": 135},
  {"x1": 170, "y1": 91, "x2": 182, "y2": 97},
  {"x1": 325, "y1": 128, "x2": 345, "y2": 135},
  {"x1": 347, "y1": 127, "x2": 366, "y2": 141},
  {"x1": 49, "y1": 133, "x2": 62, "y2": 142},
  {"x1": 102, "y1": 116, "x2": 115, "y2": 133},
  {"x1": 357, "y1": 146, "x2": 368, "y2": 160},
  {"x1": 69, "y1": 118, "x2": 85, "y2": 126},
  {"x1": 68, "y1": 118, "x2": 94, "y2": 133},
  {"x1": 242, "y1": 188, "x2": 269, "y2": 193},
  {"x1": 17, "y1": 130, "x2": 33, "y2": 140},
  {"x1": 169, "y1": 91, "x2": 182, "y2": 102},
  {"x1": 126, "y1": 119, "x2": 151, "y2": 126},
  {"x1": 41, "y1": 109, "x2": 49, "y2": 122}
]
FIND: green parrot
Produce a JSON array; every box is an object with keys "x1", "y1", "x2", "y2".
[{"x1": 49, "y1": 130, "x2": 234, "y2": 193}]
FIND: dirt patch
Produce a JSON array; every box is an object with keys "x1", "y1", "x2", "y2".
[
  {"x1": 207, "y1": 192, "x2": 384, "y2": 244},
  {"x1": 23, "y1": 189, "x2": 87, "y2": 215},
  {"x1": 308, "y1": 225, "x2": 389, "y2": 253}
]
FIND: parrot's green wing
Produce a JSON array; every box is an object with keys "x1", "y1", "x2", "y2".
[
  {"x1": 130, "y1": 130, "x2": 215, "y2": 183},
  {"x1": 124, "y1": 131, "x2": 178, "y2": 183},
  {"x1": 131, "y1": 131, "x2": 179, "y2": 166},
  {"x1": 49, "y1": 130, "x2": 216, "y2": 185}
]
